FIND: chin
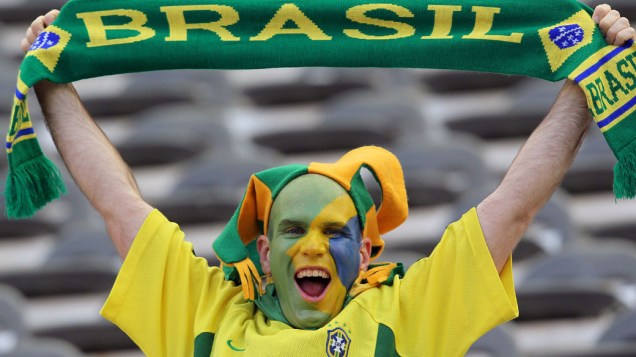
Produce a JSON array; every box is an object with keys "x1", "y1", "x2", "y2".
[{"x1": 291, "y1": 310, "x2": 333, "y2": 330}]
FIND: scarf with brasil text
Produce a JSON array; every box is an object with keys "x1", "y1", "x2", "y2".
[{"x1": 6, "y1": 0, "x2": 636, "y2": 218}]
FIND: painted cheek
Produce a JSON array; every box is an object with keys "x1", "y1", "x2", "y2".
[{"x1": 329, "y1": 217, "x2": 361, "y2": 289}]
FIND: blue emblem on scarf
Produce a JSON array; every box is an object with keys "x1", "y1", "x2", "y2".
[
  {"x1": 29, "y1": 32, "x2": 61, "y2": 51},
  {"x1": 549, "y1": 24, "x2": 585, "y2": 49}
]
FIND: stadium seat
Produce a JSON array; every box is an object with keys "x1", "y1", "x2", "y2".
[
  {"x1": 422, "y1": 70, "x2": 525, "y2": 94},
  {"x1": 445, "y1": 79, "x2": 563, "y2": 140},
  {"x1": 516, "y1": 245, "x2": 636, "y2": 321},
  {"x1": 252, "y1": 90, "x2": 426, "y2": 154},
  {"x1": 154, "y1": 150, "x2": 279, "y2": 224},
  {"x1": 451, "y1": 187, "x2": 576, "y2": 262},
  {"x1": 0, "y1": 219, "x2": 118, "y2": 297},
  {"x1": 585, "y1": 0, "x2": 636, "y2": 19},
  {"x1": 5, "y1": 337, "x2": 86, "y2": 357},
  {"x1": 0, "y1": 285, "x2": 26, "y2": 344},
  {"x1": 116, "y1": 103, "x2": 232, "y2": 167},
  {"x1": 243, "y1": 68, "x2": 373, "y2": 106},
  {"x1": 389, "y1": 136, "x2": 494, "y2": 207},
  {"x1": 33, "y1": 320, "x2": 136, "y2": 354},
  {"x1": 467, "y1": 325, "x2": 519, "y2": 357},
  {"x1": 0, "y1": 60, "x2": 19, "y2": 116},
  {"x1": 0, "y1": 284, "x2": 85, "y2": 356},
  {"x1": 81, "y1": 70, "x2": 233, "y2": 117},
  {"x1": 0, "y1": 198, "x2": 59, "y2": 239},
  {"x1": 0, "y1": 0, "x2": 69, "y2": 24},
  {"x1": 562, "y1": 126, "x2": 616, "y2": 194},
  {"x1": 538, "y1": 310, "x2": 636, "y2": 357}
]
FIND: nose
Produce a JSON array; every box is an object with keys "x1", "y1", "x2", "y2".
[{"x1": 300, "y1": 232, "x2": 328, "y2": 258}]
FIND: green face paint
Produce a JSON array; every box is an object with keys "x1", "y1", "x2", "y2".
[{"x1": 267, "y1": 174, "x2": 362, "y2": 329}]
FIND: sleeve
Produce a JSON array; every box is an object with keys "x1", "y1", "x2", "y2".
[
  {"x1": 100, "y1": 209, "x2": 243, "y2": 357},
  {"x1": 361, "y1": 207, "x2": 518, "y2": 356}
]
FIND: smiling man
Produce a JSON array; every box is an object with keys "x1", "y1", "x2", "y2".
[
  {"x1": 21, "y1": 3, "x2": 636, "y2": 357},
  {"x1": 259, "y1": 174, "x2": 370, "y2": 329}
]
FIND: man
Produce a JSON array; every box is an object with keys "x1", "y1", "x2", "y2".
[{"x1": 20, "y1": 4, "x2": 636, "y2": 356}]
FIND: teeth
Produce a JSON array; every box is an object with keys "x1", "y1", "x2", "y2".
[{"x1": 296, "y1": 269, "x2": 329, "y2": 279}]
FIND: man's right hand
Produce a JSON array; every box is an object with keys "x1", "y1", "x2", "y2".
[{"x1": 21, "y1": 9, "x2": 59, "y2": 53}]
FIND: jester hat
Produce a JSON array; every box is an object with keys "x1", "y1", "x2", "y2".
[{"x1": 213, "y1": 146, "x2": 408, "y2": 300}]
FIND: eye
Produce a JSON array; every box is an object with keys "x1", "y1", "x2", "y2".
[
  {"x1": 324, "y1": 228, "x2": 345, "y2": 237},
  {"x1": 284, "y1": 227, "x2": 305, "y2": 235}
]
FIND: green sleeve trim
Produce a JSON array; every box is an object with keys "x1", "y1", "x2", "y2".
[
  {"x1": 194, "y1": 332, "x2": 215, "y2": 357},
  {"x1": 375, "y1": 323, "x2": 400, "y2": 357}
]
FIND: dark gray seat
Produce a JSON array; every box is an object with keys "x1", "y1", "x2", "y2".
[
  {"x1": 539, "y1": 310, "x2": 636, "y2": 357},
  {"x1": 244, "y1": 68, "x2": 372, "y2": 106},
  {"x1": 0, "y1": 215, "x2": 119, "y2": 297},
  {"x1": 445, "y1": 79, "x2": 563, "y2": 140},
  {"x1": 0, "y1": 284, "x2": 85, "y2": 356},
  {"x1": 467, "y1": 325, "x2": 518, "y2": 357},
  {"x1": 422, "y1": 70, "x2": 526, "y2": 94},
  {"x1": 253, "y1": 90, "x2": 426, "y2": 154},
  {"x1": 0, "y1": 0, "x2": 69, "y2": 24},
  {"x1": 451, "y1": 187, "x2": 576, "y2": 262},
  {"x1": 4, "y1": 337, "x2": 85, "y2": 357},
  {"x1": 586, "y1": 1, "x2": 636, "y2": 19},
  {"x1": 0, "y1": 60, "x2": 19, "y2": 116},
  {"x1": 0, "y1": 196, "x2": 59, "y2": 239},
  {"x1": 562, "y1": 126, "x2": 616, "y2": 194},
  {"x1": 516, "y1": 246, "x2": 636, "y2": 321},
  {"x1": 82, "y1": 70, "x2": 232, "y2": 117},
  {"x1": 390, "y1": 137, "x2": 493, "y2": 207},
  {"x1": 154, "y1": 150, "x2": 279, "y2": 224},
  {"x1": 33, "y1": 320, "x2": 135, "y2": 354},
  {"x1": 599, "y1": 310, "x2": 636, "y2": 344},
  {"x1": 116, "y1": 104, "x2": 232, "y2": 167}
]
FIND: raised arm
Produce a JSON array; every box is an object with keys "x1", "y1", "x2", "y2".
[
  {"x1": 477, "y1": 4, "x2": 636, "y2": 272},
  {"x1": 23, "y1": 10, "x2": 153, "y2": 259}
]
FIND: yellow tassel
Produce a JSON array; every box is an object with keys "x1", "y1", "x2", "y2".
[
  {"x1": 348, "y1": 263, "x2": 397, "y2": 297},
  {"x1": 232, "y1": 258, "x2": 263, "y2": 300}
]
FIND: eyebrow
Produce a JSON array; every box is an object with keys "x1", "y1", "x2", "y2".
[{"x1": 277, "y1": 219, "x2": 306, "y2": 229}]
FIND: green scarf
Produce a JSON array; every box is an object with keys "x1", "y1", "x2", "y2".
[{"x1": 6, "y1": 0, "x2": 636, "y2": 218}]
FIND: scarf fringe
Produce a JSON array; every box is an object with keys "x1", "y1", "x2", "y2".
[
  {"x1": 613, "y1": 146, "x2": 636, "y2": 199},
  {"x1": 5, "y1": 154, "x2": 66, "y2": 219}
]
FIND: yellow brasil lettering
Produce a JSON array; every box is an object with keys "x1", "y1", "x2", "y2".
[
  {"x1": 161, "y1": 5, "x2": 240, "y2": 41},
  {"x1": 463, "y1": 6, "x2": 523, "y2": 43},
  {"x1": 585, "y1": 53, "x2": 636, "y2": 116},
  {"x1": 77, "y1": 9, "x2": 156, "y2": 48},
  {"x1": 75, "y1": 3, "x2": 524, "y2": 47},
  {"x1": 250, "y1": 4, "x2": 331, "y2": 41},
  {"x1": 421, "y1": 5, "x2": 462, "y2": 40},
  {"x1": 344, "y1": 4, "x2": 415, "y2": 40},
  {"x1": 585, "y1": 52, "x2": 636, "y2": 117}
]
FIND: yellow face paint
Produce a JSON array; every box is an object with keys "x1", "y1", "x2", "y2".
[{"x1": 268, "y1": 175, "x2": 362, "y2": 329}]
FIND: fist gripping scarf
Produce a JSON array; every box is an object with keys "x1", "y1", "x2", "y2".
[
  {"x1": 213, "y1": 146, "x2": 409, "y2": 301},
  {"x1": 6, "y1": 0, "x2": 636, "y2": 217}
]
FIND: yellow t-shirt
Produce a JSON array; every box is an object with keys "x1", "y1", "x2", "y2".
[{"x1": 101, "y1": 208, "x2": 518, "y2": 357}]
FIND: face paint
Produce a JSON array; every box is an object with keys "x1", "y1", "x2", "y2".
[
  {"x1": 329, "y1": 216, "x2": 362, "y2": 290},
  {"x1": 267, "y1": 174, "x2": 362, "y2": 329}
]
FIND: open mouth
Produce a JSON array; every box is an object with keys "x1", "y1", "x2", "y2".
[{"x1": 294, "y1": 268, "x2": 331, "y2": 302}]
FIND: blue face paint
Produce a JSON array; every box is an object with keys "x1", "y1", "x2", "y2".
[{"x1": 329, "y1": 216, "x2": 362, "y2": 290}]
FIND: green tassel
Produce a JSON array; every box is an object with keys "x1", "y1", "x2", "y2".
[
  {"x1": 613, "y1": 148, "x2": 636, "y2": 199},
  {"x1": 5, "y1": 154, "x2": 67, "y2": 219}
]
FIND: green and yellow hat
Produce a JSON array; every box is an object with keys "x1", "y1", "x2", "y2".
[{"x1": 213, "y1": 146, "x2": 408, "y2": 300}]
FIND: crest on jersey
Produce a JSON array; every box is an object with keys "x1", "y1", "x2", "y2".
[{"x1": 326, "y1": 327, "x2": 350, "y2": 357}]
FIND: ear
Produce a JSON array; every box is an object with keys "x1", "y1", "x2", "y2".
[
  {"x1": 257, "y1": 235, "x2": 271, "y2": 274},
  {"x1": 359, "y1": 237, "x2": 372, "y2": 271}
]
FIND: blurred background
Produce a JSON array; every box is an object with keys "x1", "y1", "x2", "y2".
[{"x1": 1, "y1": 0, "x2": 636, "y2": 356}]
